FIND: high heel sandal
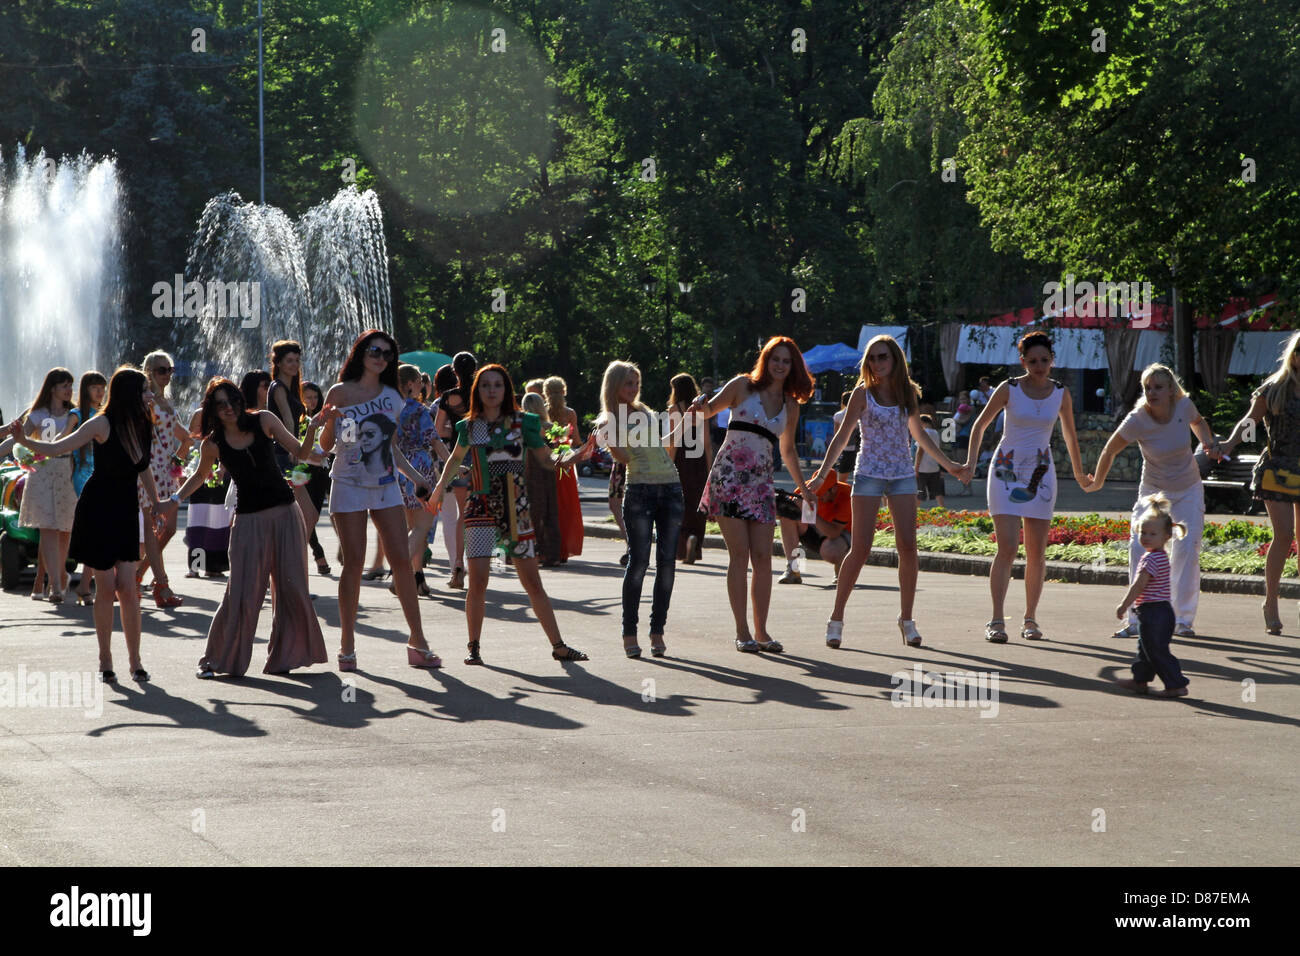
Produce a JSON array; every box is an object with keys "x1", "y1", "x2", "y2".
[
  {"x1": 153, "y1": 583, "x2": 184, "y2": 608},
  {"x1": 130, "y1": 667, "x2": 150, "y2": 682},
  {"x1": 624, "y1": 640, "x2": 642, "y2": 659},
  {"x1": 898, "y1": 618, "x2": 922, "y2": 647},
  {"x1": 1021, "y1": 619, "x2": 1044, "y2": 641},
  {"x1": 1263, "y1": 604, "x2": 1282, "y2": 635},
  {"x1": 406, "y1": 644, "x2": 443, "y2": 669},
  {"x1": 649, "y1": 636, "x2": 666, "y2": 658},
  {"x1": 362, "y1": 568, "x2": 389, "y2": 581},
  {"x1": 337, "y1": 652, "x2": 357, "y2": 672},
  {"x1": 551, "y1": 643, "x2": 588, "y2": 661},
  {"x1": 754, "y1": 637, "x2": 784, "y2": 653},
  {"x1": 414, "y1": 571, "x2": 432, "y2": 597},
  {"x1": 448, "y1": 567, "x2": 466, "y2": 590},
  {"x1": 315, "y1": 557, "x2": 332, "y2": 576},
  {"x1": 465, "y1": 641, "x2": 483, "y2": 665},
  {"x1": 76, "y1": 592, "x2": 94, "y2": 606}
]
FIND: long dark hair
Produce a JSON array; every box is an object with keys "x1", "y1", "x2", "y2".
[
  {"x1": 467, "y1": 364, "x2": 518, "y2": 420},
  {"x1": 452, "y1": 350, "x2": 478, "y2": 403},
  {"x1": 270, "y1": 339, "x2": 303, "y2": 406},
  {"x1": 199, "y1": 378, "x2": 259, "y2": 439},
  {"x1": 433, "y1": 363, "x2": 458, "y2": 397},
  {"x1": 74, "y1": 370, "x2": 108, "y2": 472},
  {"x1": 239, "y1": 370, "x2": 270, "y2": 410},
  {"x1": 338, "y1": 329, "x2": 400, "y2": 388},
  {"x1": 27, "y1": 367, "x2": 75, "y2": 419},
  {"x1": 667, "y1": 372, "x2": 698, "y2": 410},
  {"x1": 101, "y1": 366, "x2": 152, "y2": 464},
  {"x1": 301, "y1": 381, "x2": 324, "y2": 414}
]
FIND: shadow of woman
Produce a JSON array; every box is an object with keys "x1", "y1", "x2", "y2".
[
  {"x1": 480, "y1": 660, "x2": 737, "y2": 718},
  {"x1": 86, "y1": 679, "x2": 267, "y2": 738},
  {"x1": 365, "y1": 668, "x2": 586, "y2": 730}
]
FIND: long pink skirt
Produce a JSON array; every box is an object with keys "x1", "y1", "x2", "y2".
[{"x1": 199, "y1": 501, "x2": 327, "y2": 676}]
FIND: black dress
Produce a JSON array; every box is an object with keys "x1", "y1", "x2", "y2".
[{"x1": 69, "y1": 426, "x2": 152, "y2": 571}]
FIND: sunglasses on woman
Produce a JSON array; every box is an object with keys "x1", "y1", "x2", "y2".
[{"x1": 365, "y1": 344, "x2": 395, "y2": 362}]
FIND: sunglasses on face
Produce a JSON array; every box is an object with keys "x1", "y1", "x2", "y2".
[
  {"x1": 365, "y1": 344, "x2": 395, "y2": 362},
  {"x1": 213, "y1": 397, "x2": 241, "y2": 410}
]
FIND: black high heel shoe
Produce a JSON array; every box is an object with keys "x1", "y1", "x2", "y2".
[
  {"x1": 315, "y1": 557, "x2": 332, "y2": 576},
  {"x1": 361, "y1": 568, "x2": 390, "y2": 581}
]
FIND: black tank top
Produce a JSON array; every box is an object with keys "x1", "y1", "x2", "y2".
[
  {"x1": 214, "y1": 424, "x2": 295, "y2": 514},
  {"x1": 267, "y1": 380, "x2": 305, "y2": 432}
]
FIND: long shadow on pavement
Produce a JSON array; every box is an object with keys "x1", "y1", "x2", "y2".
[{"x1": 86, "y1": 679, "x2": 267, "y2": 738}]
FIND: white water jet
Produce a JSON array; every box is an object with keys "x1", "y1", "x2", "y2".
[
  {"x1": 174, "y1": 186, "x2": 394, "y2": 411},
  {"x1": 0, "y1": 147, "x2": 124, "y2": 423}
]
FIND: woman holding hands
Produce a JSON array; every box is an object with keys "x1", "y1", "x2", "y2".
[
  {"x1": 430, "y1": 364, "x2": 595, "y2": 665},
  {"x1": 963, "y1": 331, "x2": 1087, "y2": 643},
  {"x1": 1082, "y1": 364, "x2": 1215, "y2": 639},
  {"x1": 690, "y1": 336, "x2": 815, "y2": 653},
  {"x1": 7, "y1": 367, "x2": 167, "y2": 682},
  {"x1": 809, "y1": 336, "x2": 969, "y2": 649},
  {"x1": 320, "y1": 330, "x2": 443, "y2": 671}
]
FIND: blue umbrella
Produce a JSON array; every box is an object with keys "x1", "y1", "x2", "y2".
[{"x1": 802, "y1": 343, "x2": 862, "y2": 374}]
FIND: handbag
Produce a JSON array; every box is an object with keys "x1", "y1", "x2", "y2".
[{"x1": 1260, "y1": 429, "x2": 1300, "y2": 497}]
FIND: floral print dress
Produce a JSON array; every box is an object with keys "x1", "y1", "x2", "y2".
[
  {"x1": 699, "y1": 389, "x2": 787, "y2": 524},
  {"x1": 396, "y1": 396, "x2": 437, "y2": 509},
  {"x1": 137, "y1": 403, "x2": 183, "y2": 511}
]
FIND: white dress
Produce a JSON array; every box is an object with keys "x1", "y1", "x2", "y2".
[{"x1": 987, "y1": 380, "x2": 1064, "y2": 520}]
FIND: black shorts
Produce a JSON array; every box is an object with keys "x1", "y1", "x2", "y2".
[
  {"x1": 834, "y1": 446, "x2": 858, "y2": 475},
  {"x1": 917, "y1": 471, "x2": 945, "y2": 500}
]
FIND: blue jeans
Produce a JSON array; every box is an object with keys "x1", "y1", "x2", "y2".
[{"x1": 622, "y1": 483, "x2": 685, "y2": 637}]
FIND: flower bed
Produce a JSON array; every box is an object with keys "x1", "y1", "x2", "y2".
[{"x1": 613, "y1": 508, "x2": 1294, "y2": 576}]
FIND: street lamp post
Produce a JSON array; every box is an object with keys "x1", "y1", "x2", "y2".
[{"x1": 257, "y1": 0, "x2": 265, "y2": 205}]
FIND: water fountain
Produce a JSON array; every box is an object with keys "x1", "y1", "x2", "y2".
[
  {"x1": 173, "y1": 185, "x2": 395, "y2": 410},
  {"x1": 0, "y1": 147, "x2": 124, "y2": 422}
]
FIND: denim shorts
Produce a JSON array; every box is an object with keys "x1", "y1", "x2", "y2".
[{"x1": 852, "y1": 474, "x2": 918, "y2": 497}]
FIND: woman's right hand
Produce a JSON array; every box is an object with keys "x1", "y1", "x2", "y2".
[{"x1": 7, "y1": 421, "x2": 25, "y2": 443}]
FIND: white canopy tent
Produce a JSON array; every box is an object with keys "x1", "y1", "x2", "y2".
[
  {"x1": 956, "y1": 326, "x2": 1293, "y2": 375},
  {"x1": 856, "y1": 325, "x2": 912, "y2": 359}
]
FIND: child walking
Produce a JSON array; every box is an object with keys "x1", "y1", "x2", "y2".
[{"x1": 1114, "y1": 494, "x2": 1191, "y2": 698}]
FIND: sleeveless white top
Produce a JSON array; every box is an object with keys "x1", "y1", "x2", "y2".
[
  {"x1": 854, "y1": 389, "x2": 913, "y2": 480},
  {"x1": 329, "y1": 385, "x2": 402, "y2": 487}
]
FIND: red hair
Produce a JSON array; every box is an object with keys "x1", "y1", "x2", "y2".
[
  {"x1": 747, "y1": 336, "x2": 814, "y2": 403},
  {"x1": 467, "y1": 364, "x2": 519, "y2": 420}
]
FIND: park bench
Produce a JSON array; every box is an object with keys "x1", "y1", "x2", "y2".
[{"x1": 1199, "y1": 451, "x2": 1260, "y2": 515}]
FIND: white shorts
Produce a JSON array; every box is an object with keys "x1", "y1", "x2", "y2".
[{"x1": 329, "y1": 478, "x2": 402, "y2": 514}]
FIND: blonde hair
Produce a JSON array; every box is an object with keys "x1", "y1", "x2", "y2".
[
  {"x1": 1137, "y1": 493, "x2": 1187, "y2": 541},
  {"x1": 857, "y1": 335, "x2": 920, "y2": 415},
  {"x1": 1260, "y1": 331, "x2": 1300, "y2": 416},
  {"x1": 1138, "y1": 364, "x2": 1186, "y2": 408},
  {"x1": 520, "y1": 392, "x2": 548, "y2": 420},
  {"x1": 142, "y1": 350, "x2": 175, "y2": 399},
  {"x1": 543, "y1": 376, "x2": 567, "y2": 422},
  {"x1": 596, "y1": 360, "x2": 653, "y2": 426}
]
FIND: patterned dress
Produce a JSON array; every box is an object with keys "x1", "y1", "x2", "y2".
[
  {"x1": 396, "y1": 396, "x2": 437, "y2": 509},
  {"x1": 1253, "y1": 387, "x2": 1300, "y2": 502},
  {"x1": 137, "y1": 403, "x2": 183, "y2": 511},
  {"x1": 699, "y1": 389, "x2": 787, "y2": 524},
  {"x1": 455, "y1": 412, "x2": 547, "y2": 560},
  {"x1": 987, "y1": 380, "x2": 1064, "y2": 521}
]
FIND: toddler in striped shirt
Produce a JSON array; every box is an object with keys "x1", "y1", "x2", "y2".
[{"x1": 1115, "y1": 494, "x2": 1190, "y2": 698}]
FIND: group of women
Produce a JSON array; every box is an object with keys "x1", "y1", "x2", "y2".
[{"x1": 8, "y1": 323, "x2": 1300, "y2": 684}]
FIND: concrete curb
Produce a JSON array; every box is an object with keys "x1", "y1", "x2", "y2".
[{"x1": 582, "y1": 520, "x2": 1300, "y2": 599}]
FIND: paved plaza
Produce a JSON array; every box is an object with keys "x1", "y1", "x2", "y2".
[{"x1": 1, "y1": 511, "x2": 1295, "y2": 866}]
